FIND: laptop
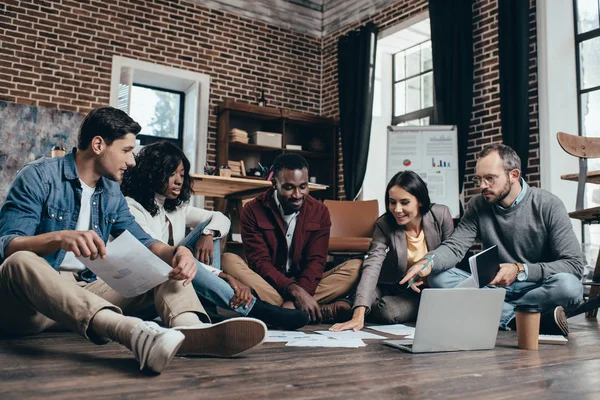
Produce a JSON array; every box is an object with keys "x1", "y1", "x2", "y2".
[{"x1": 384, "y1": 288, "x2": 505, "y2": 353}]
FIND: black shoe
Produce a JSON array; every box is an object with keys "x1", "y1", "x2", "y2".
[
  {"x1": 247, "y1": 298, "x2": 309, "y2": 330},
  {"x1": 540, "y1": 306, "x2": 569, "y2": 337}
]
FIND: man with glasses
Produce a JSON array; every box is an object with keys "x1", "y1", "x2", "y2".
[{"x1": 401, "y1": 143, "x2": 584, "y2": 336}]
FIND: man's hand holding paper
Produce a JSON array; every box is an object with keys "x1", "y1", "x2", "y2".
[{"x1": 76, "y1": 230, "x2": 196, "y2": 298}]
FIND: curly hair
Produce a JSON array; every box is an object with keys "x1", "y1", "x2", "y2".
[{"x1": 121, "y1": 141, "x2": 192, "y2": 216}]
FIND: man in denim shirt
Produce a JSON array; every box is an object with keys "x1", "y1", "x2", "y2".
[{"x1": 0, "y1": 107, "x2": 266, "y2": 374}]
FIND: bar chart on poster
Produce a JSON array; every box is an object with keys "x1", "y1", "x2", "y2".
[{"x1": 387, "y1": 125, "x2": 460, "y2": 217}]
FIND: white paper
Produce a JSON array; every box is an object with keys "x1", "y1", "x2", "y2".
[
  {"x1": 314, "y1": 330, "x2": 387, "y2": 340},
  {"x1": 367, "y1": 324, "x2": 416, "y2": 336},
  {"x1": 285, "y1": 334, "x2": 366, "y2": 348},
  {"x1": 455, "y1": 275, "x2": 478, "y2": 289},
  {"x1": 265, "y1": 330, "x2": 307, "y2": 343},
  {"x1": 76, "y1": 230, "x2": 172, "y2": 298}
]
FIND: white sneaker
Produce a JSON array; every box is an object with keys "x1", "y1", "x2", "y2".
[
  {"x1": 131, "y1": 321, "x2": 185, "y2": 373},
  {"x1": 175, "y1": 317, "x2": 267, "y2": 357}
]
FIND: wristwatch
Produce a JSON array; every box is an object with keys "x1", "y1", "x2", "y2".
[
  {"x1": 514, "y1": 262, "x2": 526, "y2": 282},
  {"x1": 201, "y1": 228, "x2": 215, "y2": 236}
]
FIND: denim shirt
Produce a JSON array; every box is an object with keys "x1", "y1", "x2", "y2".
[{"x1": 0, "y1": 149, "x2": 158, "y2": 273}]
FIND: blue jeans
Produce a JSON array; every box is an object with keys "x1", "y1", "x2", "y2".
[
  {"x1": 179, "y1": 220, "x2": 255, "y2": 316},
  {"x1": 428, "y1": 268, "x2": 583, "y2": 329}
]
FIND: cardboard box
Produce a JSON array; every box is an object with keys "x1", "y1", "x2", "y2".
[{"x1": 250, "y1": 131, "x2": 282, "y2": 148}]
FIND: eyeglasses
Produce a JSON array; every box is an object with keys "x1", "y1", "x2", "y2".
[{"x1": 471, "y1": 173, "x2": 504, "y2": 187}]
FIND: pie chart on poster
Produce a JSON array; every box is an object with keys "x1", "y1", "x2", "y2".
[{"x1": 403, "y1": 159, "x2": 411, "y2": 167}]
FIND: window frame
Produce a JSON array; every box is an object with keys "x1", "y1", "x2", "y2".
[
  {"x1": 573, "y1": 0, "x2": 600, "y2": 138},
  {"x1": 391, "y1": 40, "x2": 434, "y2": 126},
  {"x1": 130, "y1": 83, "x2": 185, "y2": 148}
]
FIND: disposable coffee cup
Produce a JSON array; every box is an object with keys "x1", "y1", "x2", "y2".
[
  {"x1": 515, "y1": 304, "x2": 542, "y2": 350},
  {"x1": 51, "y1": 146, "x2": 66, "y2": 158}
]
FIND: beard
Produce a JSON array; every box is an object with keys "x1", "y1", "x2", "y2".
[{"x1": 482, "y1": 179, "x2": 511, "y2": 204}]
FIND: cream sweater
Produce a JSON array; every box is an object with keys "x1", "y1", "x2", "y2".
[{"x1": 126, "y1": 195, "x2": 231, "y2": 274}]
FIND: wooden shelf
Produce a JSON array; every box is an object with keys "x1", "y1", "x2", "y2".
[
  {"x1": 560, "y1": 170, "x2": 600, "y2": 185},
  {"x1": 229, "y1": 141, "x2": 282, "y2": 152},
  {"x1": 283, "y1": 149, "x2": 332, "y2": 159},
  {"x1": 191, "y1": 174, "x2": 328, "y2": 199},
  {"x1": 568, "y1": 206, "x2": 600, "y2": 223},
  {"x1": 216, "y1": 99, "x2": 338, "y2": 208},
  {"x1": 216, "y1": 99, "x2": 281, "y2": 119}
]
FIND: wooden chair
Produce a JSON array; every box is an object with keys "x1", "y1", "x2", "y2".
[
  {"x1": 323, "y1": 199, "x2": 379, "y2": 256},
  {"x1": 557, "y1": 131, "x2": 600, "y2": 317}
]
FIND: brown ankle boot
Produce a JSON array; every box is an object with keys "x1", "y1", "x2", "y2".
[{"x1": 320, "y1": 300, "x2": 352, "y2": 323}]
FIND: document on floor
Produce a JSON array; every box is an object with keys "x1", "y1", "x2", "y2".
[
  {"x1": 285, "y1": 334, "x2": 366, "y2": 348},
  {"x1": 367, "y1": 324, "x2": 416, "y2": 336},
  {"x1": 77, "y1": 230, "x2": 172, "y2": 298},
  {"x1": 314, "y1": 330, "x2": 388, "y2": 340},
  {"x1": 265, "y1": 330, "x2": 308, "y2": 342}
]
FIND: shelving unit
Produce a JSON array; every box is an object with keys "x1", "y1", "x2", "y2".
[{"x1": 215, "y1": 99, "x2": 338, "y2": 201}]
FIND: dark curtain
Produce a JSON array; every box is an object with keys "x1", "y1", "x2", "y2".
[
  {"x1": 338, "y1": 22, "x2": 378, "y2": 200},
  {"x1": 499, "y1": 0, "x2": 530, "y2": 172},
  {"x1": 429, "y1": 0, "x2": 474, "y2": 194}
]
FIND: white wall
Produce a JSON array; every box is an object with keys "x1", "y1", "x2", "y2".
[
  {"x1": 537, "y1": 0, "x2": 581, "y2": 241},
  {"x1": 363, "y1": 50, "x2": 392, "y2": 215}
]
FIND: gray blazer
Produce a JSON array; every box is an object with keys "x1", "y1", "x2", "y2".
[{"x1": 353, "y1": 204, "x2": 454, "y2": 312}]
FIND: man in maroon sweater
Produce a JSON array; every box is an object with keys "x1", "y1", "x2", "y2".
[{"x1": 222, "y1": 154, "x2": 362, "y2": 323}]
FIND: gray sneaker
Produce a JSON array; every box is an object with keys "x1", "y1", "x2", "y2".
[{"x1": 130, "y1": 321, "x2": 185, "y2": 374}]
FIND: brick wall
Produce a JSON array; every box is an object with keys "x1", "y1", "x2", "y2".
[
  {"x1": 0, "y1": 0, "x2": 322, "y2": 207},
  {"x1": 321, "y1": 0, "x2": 539, "y2": 202},
  {"x1": 0, "y1": 0, "x2": 539, "y2": 207}
]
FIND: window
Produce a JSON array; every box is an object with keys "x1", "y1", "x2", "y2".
[
  {"x1": 110, "y1": 56, "x2": 211, "y2": 207},
  {"x1": 392, "y1": 40, "x2": 433, "y2": 126},
  {"x1": 574, "y1": 0, "x2": 600, "y2": 261},
  {"x1": 129, "y1": 84, "x2": 184, "y2": 148},
  {"x1": 575, "y1": 0, "x2": 600, "y2": 154}
]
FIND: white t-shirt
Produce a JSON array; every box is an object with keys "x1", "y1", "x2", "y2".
[{"x1": 59, "y1": 179, "x2": 94, "y2": 271}]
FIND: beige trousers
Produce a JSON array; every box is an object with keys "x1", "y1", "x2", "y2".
[
  {"x1": 0, "y1": 251, "x2": 208, "y2": 341},
  {"x1": 222, "y1": 252, "x2": 362, "y2": 306}
]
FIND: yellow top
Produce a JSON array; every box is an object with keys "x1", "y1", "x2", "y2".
[{"x1": 406, "y1": 229, "x2": 428, "y2": 268}]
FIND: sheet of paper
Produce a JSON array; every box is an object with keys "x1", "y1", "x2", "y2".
[
  {"x1": 314, "y1": 330, "x2": 387, "y2": 340},
  {"x1": 455, "y1": 275, "x2": 478, "y2": 289},
  {"x1": 285, "y1": 334, "x2": 366, "y2": 348},
  {"x1": 265, "y1": 330, "x2": 308, "y2": 343},
  {"x1": 77, "y1": 230, "x2": 172, "y2": 298},
  {"x1": 367, "y1": 324, "x2": 416, "y2": 336}
]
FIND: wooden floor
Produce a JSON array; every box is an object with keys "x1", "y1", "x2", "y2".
[{"x1": 1, "y1": 317, "x2": 599, "y2": 400}]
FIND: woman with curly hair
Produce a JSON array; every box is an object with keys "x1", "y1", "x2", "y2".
[{"x1": 122, "y1": 141, "x2": 308, "y2": 330}]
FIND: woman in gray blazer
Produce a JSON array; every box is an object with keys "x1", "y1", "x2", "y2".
[{"x1": 331, "y1": 171, "x2": 454, "y2": 331}]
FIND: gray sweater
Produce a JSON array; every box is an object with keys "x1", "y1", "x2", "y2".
[{"x1": 430, "y1": 182, "x2": 584, "y2": 282}]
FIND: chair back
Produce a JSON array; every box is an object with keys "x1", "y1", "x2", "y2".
[
  {"x1": 323, "y1": 199, "x2": 379, "y2": 254},
  {"x1": 324, "y1": 199, "x2": 379, "y2": 238},
  {"x1": 557, "y1": 131, "x2": 600, "y2": 159}
]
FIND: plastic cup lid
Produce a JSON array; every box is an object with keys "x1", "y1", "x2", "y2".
[{"x1": 514, "y1": 304, "x2": 542, "y2": 313}]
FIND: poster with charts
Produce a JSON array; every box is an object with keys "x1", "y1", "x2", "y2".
[{"x1": 387, "y1": 125, "x2": 460, "y2": 217}]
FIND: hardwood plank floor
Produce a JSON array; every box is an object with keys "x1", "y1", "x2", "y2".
[{"x1": 0, "y1": 318, "x2": 599, "y2": 400}]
